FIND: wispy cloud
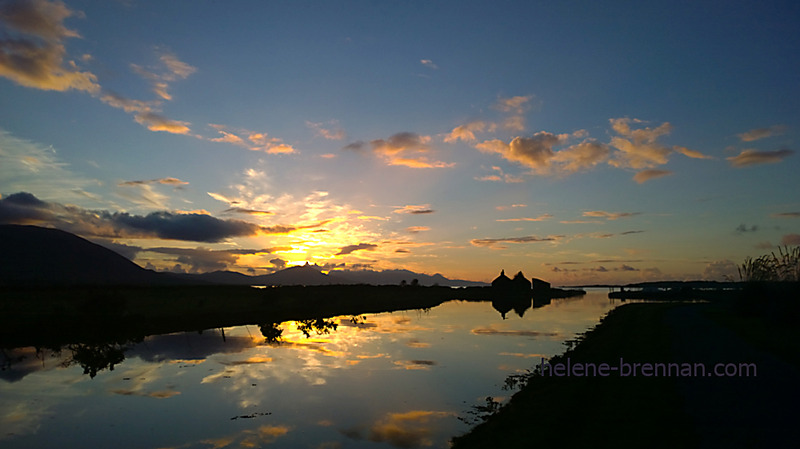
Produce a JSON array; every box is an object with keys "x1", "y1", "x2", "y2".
[
  {"x1": 405, "y1": 226, "x2": 430, "y2": 233},
  {"x1": 306, "y1": 120, "x2": 345, "y2": 140},
  {"x1": 495, "y1": 214, "x2": 553, "y2": 222},
  {"x1": 737, "y1": 125, "x2": 786, "y2": 142},
  {"x1": 100, "y1": 50, "x2": 196, "y2": 134},
  {"x1": 609, "y1": 118, "x2": 710, "y2": 170},
  {"x1": 633, "y1": 169, "x2": 673, "y2": 183},
  {"x1": 771, "y1": 212, "x2": 800, "y2": 218},
  {"x1": 118, "y1": 177, "x2": 188, "y2": 187},
  {"x1": 393, "y1": 204, "x2": 435, "y2": 215},
  {"x1": 0, "y1": 129, "x2": 100, "y2": 202},
  {"x1": 0, "y1": 0, "x2": 99, "y2": 92},
  {"x1": 207, "y1": 124, "x2": 297, "y2": 154},
  {"x1": 583, "y1": 211, "x2": 640, "y2": 220},
  {"x1": 444, "y1": 121, "x2": 489, "y2": 143},
  {"x1": 726, "y1": 149, "x2": 794, "y2": 167},
  {"x1": 420, "y1": 59, "x2": 438, "y2": 69}
]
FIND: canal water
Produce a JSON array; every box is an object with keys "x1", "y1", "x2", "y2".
[{"x1": 1, "y1": 290, "x2": 618, "y2": 448}]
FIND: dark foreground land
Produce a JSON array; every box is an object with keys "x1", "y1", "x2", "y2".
[
  {"x1": 451, "y1": 284, "x2": 800, "y2": 448},
  {"x1": 0, "y1": 284, "x2": 581, "y2": 349}
]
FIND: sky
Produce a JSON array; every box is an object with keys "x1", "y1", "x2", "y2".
[{"x1": 1, "y1": 0, "x2": 798, "y2": 284}]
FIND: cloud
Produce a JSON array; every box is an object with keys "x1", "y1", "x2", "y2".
[
  {"x1": 633, "y1": 169, "x2": 673, "y2": 183},
  {"x1": 608, "y1": 118, "x2": 713, "y2": 172},
  {"x1": 493, "y1": 95, "x2": 533, "y2": 114},
  {"x1": 336, "y1": 243, "x2": 378, "y2": 256},
  {"x1": 470, "y1": 235, "x2": 561, "y2": 248},
  {"x1": 582, "y1": 210, "x2": 640, "y2": 220},
  {"x1": 608, "y1": 118, "x2": 673, "y2": 169},
  {"x1": 405, "y1": 226, "x2": 429, "y2": 233},
  {"x1": 207, "y1": 125, "x2": 297, "y2": 154},
  {"x1": 133, "y1": 111, "x2": 191, "y2": 134},
  {"x1": 476, "y1": 132, "x2": 609, "y2": 176},
  {"x1": 420, "y1": 59, "x2": 438, "y2": 69},
  {"x1": 673, "y1": 145, "x2": 713, "y2": 160},
  {"x1": 474, "y1": 166, "x2": 525, "y2": 183},
  {"x1": 99, "y1": 51, "x2": 196, "y2": 134},
  {"x1": 495, "y1": 214, "x2": 552, "y2": 222},
  {"x1": 144, "y1": 246, "x2": 272, "y2": 273},
  {"x1": 0, "y1": 128, "x2": 98, "y2": 202},
  {"x1": 358, "y1": 410, "x2": 452, "y2": 448},
  {"x1": 119, "y1": 177, "x2": 188, "y2": 187},
  {"x1": 476, "y1": 133, "x2": 562, "y2": 174},
  {"x1": 444, "y1": 121, "x2": 488, "y2": 143},
  {"x1": 368, "y1": 132, "x2": 452, "y2": 168},
  {"x1": 772, "y1": 212, "x2": 800, "y2": 218},
  {"x1": 0, "y1": 0, "x2": 100, "y2": 93},
  {"x1": 726, "y1": 149, "x2": 794, "y2": 167},
  {"x1": 781, "y1": 234, "x2": 800, "y2": 246},
  {"x1": 393, "y1": 205, "x2": 435, "y2": 215},
  {"x1": 307, "y1": 120, "x2": 345, "y2": 140},
  {"x1": 223, "y1": 207, "x2": 273, "y2": 216},
  {"x1": 0, "y1": 191, "x2": 313, "y2": 242},
  {"x1": 737, "y1": 125, "x2": 786, "y2": 142},
  {"x1": 130, "y1": 50, "x2": 196, "y2": 101},
  {"x1": 735, "y1": 224, "x2": 758, "y2": 234}
]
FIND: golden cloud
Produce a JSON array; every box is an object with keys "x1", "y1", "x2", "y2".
[{"x1": 0, "y1": 0, "x2": 99, "y2": 93}]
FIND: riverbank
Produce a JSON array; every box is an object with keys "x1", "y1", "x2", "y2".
[{"x1": 451, "y1": 295, "x2": 800, "y2": 448}]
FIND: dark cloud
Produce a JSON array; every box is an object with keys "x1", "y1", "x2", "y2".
[
  {"x1": 337, "y1": 243, "x2": 378, "y2": 256},
  {"x1": 470, "y1": 235, "x2": 561, "y2": 248},
  {"x1": 342, "y1": 140, "x2": 366, "y2": 152},
  {"x1": 735, "y1": 224, "x2": 759, "y2": 234},
  {"x1": 771, "y1": 212, "x2": 800, "y2": 218},
  {"x1": 0, "y1": 192, "x2": 322, "y2": 242},
  {"x1": 144, "y1": 247, "x2": 270, "y2": 272},
  {"x1": 119, "y1": 177, "x2": 188, "y2": 187}
]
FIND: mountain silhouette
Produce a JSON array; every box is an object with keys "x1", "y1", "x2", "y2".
[
  {"x1": 0, "y1": 224, "x2": 173, "y2": 286},
  {"x1": 0, "y1": 225, "x2": 486, "y2": 287}
]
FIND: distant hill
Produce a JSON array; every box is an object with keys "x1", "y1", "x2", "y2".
[
  {"x1": 0, "y1": 225, "x2": 176, "y2": 286},
  {"x1": 0, "y1": 225, "x2": 486, "y2": 287}
]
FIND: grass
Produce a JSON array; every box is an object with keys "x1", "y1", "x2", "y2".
[{"x1": 451, "y1": 302, "x2": 698, "y2": 448}]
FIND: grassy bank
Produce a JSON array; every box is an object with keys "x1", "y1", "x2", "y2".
[
  {"x1": 452, "y1": 287, "x2": 800, "y2": 448},
  {"x1": 452, "y1": 302, "x2": 697, "y2": 448}
]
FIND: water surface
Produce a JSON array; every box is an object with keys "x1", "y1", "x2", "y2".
[{"x1": 1, "y1": 290, "x2": 617, "y2": 448}]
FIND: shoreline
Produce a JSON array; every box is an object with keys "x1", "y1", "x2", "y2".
[{"x1": 451, "y1": 292, "x2": 800, "y2": 448}]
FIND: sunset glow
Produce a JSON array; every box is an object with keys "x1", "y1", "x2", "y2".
[{"x1": 1, "y1": 0, "x2": 798, "y2": 284}]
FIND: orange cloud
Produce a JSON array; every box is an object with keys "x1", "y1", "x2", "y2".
[
  {"x1": 366, "y1": 132, "x2": 451, "y2": 168},
  {"x1": 393, "y1": 205, "x2": 435, "y2": 215},
  {"x1": 134, "y1": 111, "x2": 191, "y2": 134},
  {"x1": 0, "y1": 0, "x2": 100, "y2": 93}
]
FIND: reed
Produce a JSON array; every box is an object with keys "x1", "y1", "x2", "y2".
[{"x1": 738, "y1": 246, "x2": 800, "y2": 282}]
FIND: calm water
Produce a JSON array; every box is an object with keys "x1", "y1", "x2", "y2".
[{"x1": 1, "y1": 291, "x2": 617, "y2": 448}]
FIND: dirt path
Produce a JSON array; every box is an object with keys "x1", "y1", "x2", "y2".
[{"x1": 664, "y1": 304, "x2": 800, "y2": 448}]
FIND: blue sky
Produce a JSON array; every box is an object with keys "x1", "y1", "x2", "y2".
[{"x1": 1, "y1": 0, "x2": 798, "y2": 284}]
